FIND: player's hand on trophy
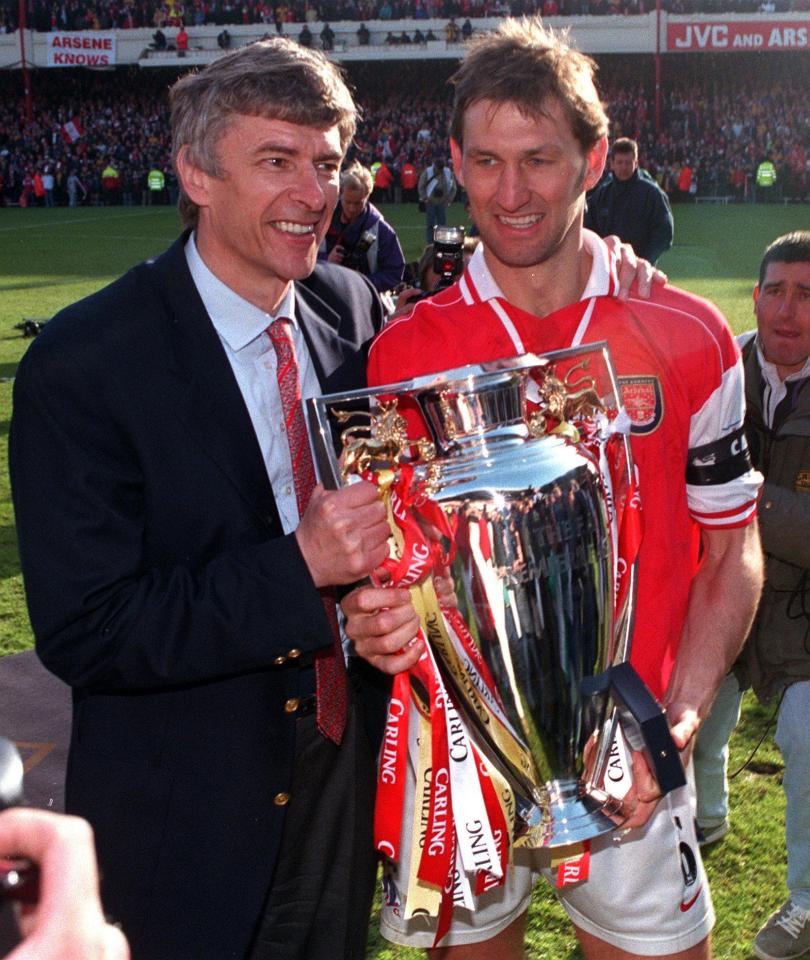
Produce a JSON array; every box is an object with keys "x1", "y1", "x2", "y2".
[
  {"x1": 342, "y1": 586, "x2": 424, "y2": 674},
  {"x1": 602, "y1": 234, "x2": 667, "y2": 301},
  {"x1": 664, "y1": 699, "x2": 701, "y2": 762},
  {"x1": 296, "y1": 482, "x2": 390, "y2": 587},
  {"x1": 619, "y1": 750, "x2": 666, "y2": 830}
]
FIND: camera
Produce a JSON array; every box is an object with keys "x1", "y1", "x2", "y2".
[
  {"x1": 342, "y1": 229, "x2": 377, "y2": 272},
  {"x1": 0, "y1": 737, "x2": 39, "y2": 904},
  {"x1": 431, "y1": 225, "x2": 466, "y2": 290}
]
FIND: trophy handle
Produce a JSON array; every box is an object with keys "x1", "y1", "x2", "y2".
[{"x1": 582, "y1": 663, "x2": 687, "y2": 795}]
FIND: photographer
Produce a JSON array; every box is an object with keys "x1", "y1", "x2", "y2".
[
  {"x1": 417, "y1": 155, "x2": 456, "y2": 243},
  {"x1": 319, "y1": 161, "x2": 406, "y2": 294}
]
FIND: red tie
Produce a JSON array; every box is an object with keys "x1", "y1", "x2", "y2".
[{"x1": 267, "y1": 318, "x2": 348, "y2": 745}]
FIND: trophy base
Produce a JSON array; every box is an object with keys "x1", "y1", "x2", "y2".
[{"x1": 517, "y1": 779, "x2": 624, "y2": 849}]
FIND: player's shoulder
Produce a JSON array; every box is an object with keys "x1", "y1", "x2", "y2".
[
  {"x1": 370, "y1": 282, "x2": 464, "y2": 352},
  {"x1": 630, "y1": 281, "x2": 734, "y2": 347}
]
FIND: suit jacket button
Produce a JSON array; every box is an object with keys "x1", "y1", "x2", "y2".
[
  {"x1": 274, "y1": 792, "x2": 290, "y2": 806},
  {"x1": 287, "y1": 648, "x2": 301, "y2": 659},
  {"x1": 284, "y1": 697, "x2": 300, "y2": 714},
  {"x1": 273, "y1": 655, "x2": 286, "y2": 666}
]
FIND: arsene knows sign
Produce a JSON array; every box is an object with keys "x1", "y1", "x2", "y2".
[
  {"x1": 668, "y1": 19, "x2": 808, "y2": 51},
  {"x1": 46, "y1": 33, "x2": 117, "y2": 66}
]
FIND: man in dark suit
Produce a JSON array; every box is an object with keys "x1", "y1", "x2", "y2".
[{"x1": 9, "y1": 39, "x2": 392, "y2": 960}]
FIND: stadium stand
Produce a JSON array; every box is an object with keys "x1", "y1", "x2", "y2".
[
  {"x1": 0, "y1": 51, "x2": 807, "y2": 206},
  {"x1": 1, "y1": 0, "x2": 808, "y2": 32}
]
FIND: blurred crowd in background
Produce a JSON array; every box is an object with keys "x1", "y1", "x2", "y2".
[
  {"x1": 0, "y1": 52, "x2": 807, "y2": 207},
  {"x1": 1, "y1": 0, "x2": 808, "y2": 32}
]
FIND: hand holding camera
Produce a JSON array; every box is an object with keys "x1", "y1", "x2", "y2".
[{"x1": 0, "y1": 738, "x2": 129, "y2": 959}]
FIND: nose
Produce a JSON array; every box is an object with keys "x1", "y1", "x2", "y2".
[
  {"x1": 291, "y1": 164, "x2": 331, "y2": 210},
  {"x1": 776, "y1": 288, "x2": 797, "y2": 319},
  {"x1": 496, "y1": 163, "x2": 531, "y2": 211}
]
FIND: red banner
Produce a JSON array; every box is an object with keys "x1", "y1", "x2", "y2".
[{"x1": 667, "y1": 19, "x2": 808, "y2": 52}]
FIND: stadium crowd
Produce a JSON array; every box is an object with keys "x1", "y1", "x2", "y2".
[
  {"x1": 1, "y1": 0, "x2": 808, "y2": 32},
  {"x1": 0, "y1": 52, "x2": 807, "y2": 207}
]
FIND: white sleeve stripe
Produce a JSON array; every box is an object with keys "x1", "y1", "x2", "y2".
[
  {"x1": 691, "y1": 500, "x2": 758, "y2": 528},
  {"x1": 689, "y1": 357, "x2": 746, "y2": 449}
]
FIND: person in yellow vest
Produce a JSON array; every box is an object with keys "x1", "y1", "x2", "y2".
[
  {"x1": 147, "y1": 166, "x2": 165, "y2": 205},
  {"x1": 756, "y1": 158, "x2": 777, "y2": 203},
  {"x1": 101, "y1": 162, "x2": 120, "y2": 205}
]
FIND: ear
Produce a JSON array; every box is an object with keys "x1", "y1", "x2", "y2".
[
  {"x1": 753, "y1": 284, "x2": 760, "y2": 307},
  {"x1": 583, "y1": 136, "x2": 608, "y2": 192},
  {"x1": 175, "y1": 145, "x2": 213, "y2": 209},
  {"x1": 450, "y1": 138, "x2": 464, "y2": 188}
]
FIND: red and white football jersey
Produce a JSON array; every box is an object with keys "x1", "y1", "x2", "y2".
[{"x1": 368, "y1": 233, "x2": 760, "y2": 698}]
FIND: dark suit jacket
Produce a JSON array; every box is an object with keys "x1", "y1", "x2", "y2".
[{"x1": 9, "y1": 235, "x2": 385, "y2": 959}]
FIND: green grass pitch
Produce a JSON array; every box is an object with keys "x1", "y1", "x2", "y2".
[{"x1": 0, "y1": 202, "x2": 806, "y2": 957}]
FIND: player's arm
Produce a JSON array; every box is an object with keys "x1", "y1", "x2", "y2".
[
  {"x1": 663, "y1": 522, "x2": 763, "y2": 755},
  {"x1": 665, "y1": 321, "x2": 763, "y2": 753}
]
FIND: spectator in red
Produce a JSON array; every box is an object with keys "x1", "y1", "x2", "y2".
[
  {"x1": 400, "y1": 155, "x2": 418, "y2": 203},
  {"x1": 677, "y1": 162, "x2": 693, "y2": 202},
  {"x1": 176, "y1": 25, "x2": 189, "y2": 55},
  {"x1": 372, "y1": 157, "x2": 394, "y2": 203},
  {"x1": 33, "y1": 170, "x2": 45, "y2": 206}
]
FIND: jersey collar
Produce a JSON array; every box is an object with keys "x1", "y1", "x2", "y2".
[{"x1": 459, "y1": 229, "x2": 619, "y2": 307}]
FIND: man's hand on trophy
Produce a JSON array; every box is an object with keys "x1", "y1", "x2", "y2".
[
  {"x1": 295, "y1": 482, "x2": 390, "y2": 588},
  {"x1": 342, "y1": 586, "x2": 424, "y2": 674},
  {"x1": 602, "y1": 234, "x2": 668, "y2": 301}
]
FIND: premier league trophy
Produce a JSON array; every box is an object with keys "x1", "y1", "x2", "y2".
[{"x1": 308, "y1": 345, "x2": 684, "y2": 887}]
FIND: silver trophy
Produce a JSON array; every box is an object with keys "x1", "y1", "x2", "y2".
[{"x1": 308, "y1": 344, "x2": 684, "y2": 848}]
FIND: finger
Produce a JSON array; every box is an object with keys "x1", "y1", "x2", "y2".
[
  {"x1": 653, "y1": 267, "x2": 668, "y2": 286},
  {"x1": 616, "y1": 250, "x2": 639, "y2": 301},
  {"x1": 636, "y1": 261, "x2": 654, "y2": 299},
  {"x1": 348, "y1": 608, "x2": 420, "y2": 653},
  {"x1": 102, "y1": 923, "x2": 131, "y2": 960},
  {"x1": 0, "y1": 810, "x2": 106, "y2": 942},
  {"x1": 367, "y1": 637, "x2": 425, "y2": 675},
  {"x1": 342, "y1": 586, "x2": 411, "y2": 616},
  {"x1": 329, "y1": 480, "x2": 383, "y2": 507}
]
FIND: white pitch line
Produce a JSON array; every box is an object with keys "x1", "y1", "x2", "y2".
[{"x1": 0, "y1": 210, "x2": 170, "y2": 233}]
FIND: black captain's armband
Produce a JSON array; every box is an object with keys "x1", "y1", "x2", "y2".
[{"x1": 686, "y1": 427, "x2": 752, "y2": 485}]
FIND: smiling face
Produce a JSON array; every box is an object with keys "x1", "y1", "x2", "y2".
[
  {"x1": 178, "y1": 113, "x2": 343, "y2": 312},
  {"x1": 450, "y1": 98, "x2": 605, "y2": 299},
  {"x1": 754, "y1": 260, "x2": 810, "y2": 380}
]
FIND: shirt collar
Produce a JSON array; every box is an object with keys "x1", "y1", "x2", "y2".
[
  {"x1": 185, "y1": 232, "x2": 297, "y2": 353},
  {"x1": 755, "y1": 335, "x2": 810, "y2": 387},
  {"x1": 463, "y1": 229, "x2": 617, "y2": 305}
]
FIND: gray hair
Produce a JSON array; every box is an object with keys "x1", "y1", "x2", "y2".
[
  {"x1": 170, "y1": 38, "x2": 357, "y2": 228},
  {"x1": 340, "y1": 161, "x2": 373, "y2": 197}
]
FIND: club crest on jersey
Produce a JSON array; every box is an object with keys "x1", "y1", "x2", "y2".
[{"x1": 618, "y1": 376, "x2": 663, "y2": 435}]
